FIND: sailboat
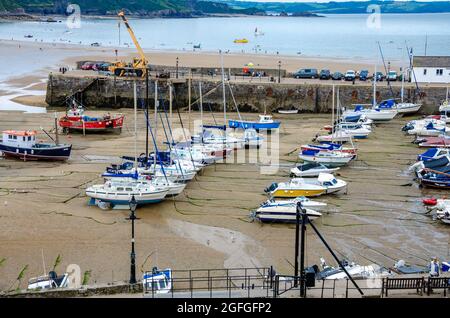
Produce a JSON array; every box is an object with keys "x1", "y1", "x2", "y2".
[
  {"x1": 86, "y1": 82, "x2": 170, "y2": 208},
  {"x1": 393, "y1": 68, "x2": 422, "y2": 114}
]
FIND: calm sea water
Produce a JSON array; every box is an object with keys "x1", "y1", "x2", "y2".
[{"x1": 0, "y1": 13, "x2": 449, "y2": 60}]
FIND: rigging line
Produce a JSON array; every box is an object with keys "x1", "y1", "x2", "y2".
[
  {"x1": 207, "y1": 101, "x2": 218, "y2": 125},
  {"x1": 227, "y1": 81, "x2": 242, "y2": 121},
  {"x1": 377, "y1": 41, "x2": 395, "y2": 99},
  {"x1": 405, "y1": 43, "x2": 421, "y2": 96},
  {"x1": 161, "y1": 93, "x2": 197, "y2": 171},
  {"x1": 182, "y1": 82, "x2": 222, "y2": 111},
  {"x1": 141, "y1": 101, "x2": 169, "y2": 181},
  {"x1": 158, "y1": 98, "x2": 185, "y2": 179}
]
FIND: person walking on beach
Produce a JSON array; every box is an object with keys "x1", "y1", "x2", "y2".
[{"x1": 429, "y1": 257, "x2": 440, "y2": 277}]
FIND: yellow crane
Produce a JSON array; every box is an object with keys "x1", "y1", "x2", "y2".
[{"x1": 109, "y1": 11, "x2": 149, "y2": 77}]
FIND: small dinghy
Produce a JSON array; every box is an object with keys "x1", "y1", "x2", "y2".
[
  {"x1": 142, "y1": 267, "x2": 172, "y2": 294},
  {"x1": 290, "y1": 162, "x2": 339, "y2": 177},
  {"x1": 278, "y1": 109, "x2": 299, "y2": 114},
  {"x1": 265, "y1": 173, "x2": 347, "y2": 198},
  {"x1": 28, "y1": 271, "x2": 69, "y2": 290},
  {"x1": 417, "y1": 135, "x2": 450, "y2": 148},
  {"x1": 316, "y1": 258, "x2": 392, "y2": 280}
]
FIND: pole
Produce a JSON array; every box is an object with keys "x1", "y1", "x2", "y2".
[
  {"x1": 169, "y1": 83, "x2": 173, "y2": 129},
  {"x1": 278, "y1": 61, "x2": 281, "y2": 83},
  {"x1": 134, "y1": 81, "x2": 138, "y2": 171},
  {"x1": 154, "y1": 81, "x2": 158, "y2": 168},
  {"x1": 299, "y1": 204, "x2": 306, "y2": 297},
  {"x1": 200, "y1": 81, "x2": 203, "y2": 140},
  {"x1": 294, "y1": 203, "x2": 300, "y2": 285},
  {"x1": 54, "y1": 113, "x2": 59, "y2": 145},
  {"x1": 401, "y1": 67, "x2": 404, "y2": 103},
  {"x1": 307, "y1": 218, "x2": 364, "y2": 296},
  {"x1": 373, "y1": 63, "x2": 377, "y2": 108},
  {"x1": 176, "y1": 57, "x2": 179, "y2": 79},
  {"x1": 145, "y1": 70, "x2": 149, "y2": 159},
  {"x1": 130, "y1": 210, "x2": 136, "y2": 284},
  {"x1": 220, "y1": 51, "x2": 227, "y2": 127},
  {"x1": 188, "y1": 69, "x2": 192, "y2": 132}
]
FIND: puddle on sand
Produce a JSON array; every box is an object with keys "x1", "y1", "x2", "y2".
[{"x1": 0, "y1": 80, "x2": 47, "y2": 114}]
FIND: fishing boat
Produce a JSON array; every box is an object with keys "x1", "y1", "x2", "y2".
[
  {"x1": 0, "y1": 130, "x2": 72, "y2": 161},
  {"x1": 290, "y1": 162, "x2": 339, "y2": 177},
  {"x1": 264, "y1": 173, "x2": 347, "y2": 198},
  {"x1": 298, "y1": 149, "x2": 355, "y2": 167},
  {"x1": 234, "y1": 38, "x2": 249, "y2": 44},
  {"x1": 253, "y1": 207, "x2": 322, "y2": 223},
  {"x1": 59, "y1": 100, "x2": 124, "y2": 133},
  {"x1": 27, "y1": 271, "x2": 69, "y2": 290},
  {"x1": 228, "y1": 115, "x2": 281, "y2": 130},
  {"x1": 142, "y1": 267, "x2": 172, "y2": 294}
]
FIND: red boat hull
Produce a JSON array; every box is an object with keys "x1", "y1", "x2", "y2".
[{"x1": 59, "y1": 115, "x2": 124, "y2": 133}]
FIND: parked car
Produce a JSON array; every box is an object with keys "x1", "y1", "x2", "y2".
[
  {"x1": 375, "y1": 72, "x2": 385, "y2": 81},
  {"x1": 387, "y1": 70, "x2": 398, "y2": 81},
  {"x1": 331, "y1": 71, "x2": 344, "y2": 80},
  {"x1": 319, "y1": 69, "x2": 331, "y2": 80},
  {"x1": 294, "y1": 68, "x2": 319, "y2": 79},
  {"x1": 359, "y1": 69, "x2": 369, "y2": 81},
  {"x1": 344, "y1": 70, "x2": 356, "y2": 81},
  {"x1": 81, "y1": 62, "x2": 95, "y2": 70},
  {"x1": 97, "y1": 62, "x2": 111, "y2": 72}
]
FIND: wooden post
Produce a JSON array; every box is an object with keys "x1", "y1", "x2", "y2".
[
  {"x1": 82, "y1": 119, "x2": 86, "y2": 136},
  {"x1": 54, "y1": 113, "x2": 59, "y2": 145}
]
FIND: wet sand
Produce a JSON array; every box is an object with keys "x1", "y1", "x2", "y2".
[{"x1": 0, "y1": 109, "x2": 448, "y2": 291}]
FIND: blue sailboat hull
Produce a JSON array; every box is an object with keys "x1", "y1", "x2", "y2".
[{"x1": 229, "y1": 120, "x2": 280, "y2": 130}]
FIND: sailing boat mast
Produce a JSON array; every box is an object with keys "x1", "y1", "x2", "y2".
[
  {"x1": 401, "y1": 67, "x2": 405, "y2": 103},
  {"x1": 373, "y1": 64, "x2": 377, "y2": 108},
  {"x1": 199, "y1": 82, "x2": 203, "y2": 144},
  {"x1": 220, "y1": 51, "x2": 227, "y2": 127},
  {"x1": 154, "y1": 81, "x2": 158, "y2": 168}
]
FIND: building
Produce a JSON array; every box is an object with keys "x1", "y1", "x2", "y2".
[{"x1": 413, "y1": 56, "x2": 450, "y2": 84}]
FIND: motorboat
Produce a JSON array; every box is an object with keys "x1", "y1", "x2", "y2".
[
  {"x1": 142, "y1": 267, "x2": 172, "y2": 294},
  {"x1": 228, "y1": 115, "x2": 281, "y2": 130},
  {"x1": 260, "y1": 196, "x2": 327, "y2": 211},
  {"x1": 416, "y1": 135, "x2": 450, "y2": 148},
  {"x1": 243, "y1": 128, "x2": 264, "y2": 148},
  {"x1": 301, "y1": 143, "x2": 357, "y2": 155},
  {"x1": 316, "y1": 258, "x2": 392, "y2": 280},
  {"x1": 290, "y1": 162, "x2": 339, "y2": 177},
  {"x1": 298, "y1": 150, "x2": 355, "y2": 167},
  {"x1": 86, "y1": 179, "x2": 169, "y2": 207},
  {"x1": 27, "y1": 271, "x2": 69, "y2": 290},
  {"x1": 0, "y1": 130, "x2": 72, "y2": 161},
  {"x1": 407, "y1": 121, "x2": 449, "y2": 136},
  {"x1": 264, "y1": 173, "x2": 347, "y2": 198},
  {"x1": 315, "y1": 130, "x2": 354, "y2": 143},
  {"x1": 417, "y1": 148, "x2": 450, "y2": 161},
  {"x1": 253, "y1": 206, "x2": 322, "y2": 223}
]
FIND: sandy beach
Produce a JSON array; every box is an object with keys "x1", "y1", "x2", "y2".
[{"x1": 0, "y1": 40, "x2": 448, "y2": 292}]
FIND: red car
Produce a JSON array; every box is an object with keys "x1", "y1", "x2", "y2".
[{"x1": 81, "y1": 62, "x2": 95, "y2": 70}]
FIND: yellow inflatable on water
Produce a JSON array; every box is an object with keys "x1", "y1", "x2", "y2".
[{"x1": 234, "y1": 38, "x2": 249, "y2": 44}]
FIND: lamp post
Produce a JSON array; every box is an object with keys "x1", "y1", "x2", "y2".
[
  {"x1": 128, "y1": 195, "x2": 138, "y2": 284},
  {"x1": 278, "y1": 61, "x2": 281, "y2": 83},
  {"x1": 176, "y1": 57, "x2": 179, "y2": 79}
]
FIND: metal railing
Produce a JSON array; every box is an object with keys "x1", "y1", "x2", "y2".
[{"x1": 143, "y1": 267, "x2": 274, "y2": 298}]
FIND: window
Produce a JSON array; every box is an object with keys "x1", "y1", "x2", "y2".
[
  {"x1": 423, "y1": 69, "x2": 427, "y2": 75},
  {"x1": 23, "y1": 137, "x2": 26, "y2": 141},
  {"x1": 436, "y1": 69, "x2": 443, "y2": 76},
  {"x1": 28, "y1": 136, "x2": 32, "y2": 141}
]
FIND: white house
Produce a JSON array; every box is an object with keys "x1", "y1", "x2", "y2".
[{"x1": 413, "y1": 56, "x2": 450, "y2": 84}]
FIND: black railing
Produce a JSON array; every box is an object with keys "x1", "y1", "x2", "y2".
[{"x1": 143, "y1": 267, "x2": 273, "y2": 298}]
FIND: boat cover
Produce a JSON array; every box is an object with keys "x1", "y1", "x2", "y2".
[
  {"x1": 423, "y1": 156, "x2": 450, "y2": 169},
  {"x1": 418, "y1": 148, "x2": 439, "y2": 161},
  {"x1": 394, "y1": 265, "x2": 429, "y2": 274}
]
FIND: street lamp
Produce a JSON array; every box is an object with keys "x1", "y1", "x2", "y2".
[
  {"x1": 176, "y1": 57, "x2": 179, "y2": 79},
  {"x1": 387, "y1": 61, "x2": 391, "y2": 85},
  {"x1": 278, "y1": 61, "x2": 281, "y2": 83},
  {"x1": 128, "y1": 195, "x2": 139, "y2": 284}
]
